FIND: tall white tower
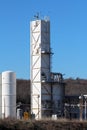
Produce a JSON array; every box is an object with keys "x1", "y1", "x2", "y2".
[
  {"x1": 30, "y1": 17, "x2": 65, "y2": 119},
  {"x1": 30, "y1": 18, "x2": 52, "y2": 119}
]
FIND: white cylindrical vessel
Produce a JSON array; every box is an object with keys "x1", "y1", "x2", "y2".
[
  {"x1": 17, "y1": 108, "x2": 23, "y2": 119},
  {"x1": 2, "y1": 71, "x2": 16, "y2": 118}
]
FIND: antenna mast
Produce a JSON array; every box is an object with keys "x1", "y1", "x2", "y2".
[{"x1": 34, "y1": 13, "x2": 39, "y2": 19}]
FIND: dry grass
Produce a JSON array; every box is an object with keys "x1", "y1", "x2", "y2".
[{"x1": 0, "y1": 118, "x2": 87, "y2": 130}]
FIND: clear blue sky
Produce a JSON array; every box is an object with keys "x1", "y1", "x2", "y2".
[{"x1": 0, "y1": 0, "x2": 87, "y2": 79}]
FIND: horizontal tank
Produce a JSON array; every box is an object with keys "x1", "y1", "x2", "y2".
[{"x1": 2, "y1": 71, "x2": 16, "y2": 118}]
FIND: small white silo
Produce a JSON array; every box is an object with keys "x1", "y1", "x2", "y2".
[{"x1": 2, "y1": 71, "x2": 16, "y2": 118}]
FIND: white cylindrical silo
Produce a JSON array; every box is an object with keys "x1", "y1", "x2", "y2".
[{"x1": 2, "y1": 71, "x2": 16, "y2": 118}]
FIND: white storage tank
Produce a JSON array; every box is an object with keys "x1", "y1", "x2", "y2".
[{"x1": 2, "y1": 71, "x2": 16, "y2": 118}]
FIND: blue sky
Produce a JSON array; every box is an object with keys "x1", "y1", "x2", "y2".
[{"x1": 0, "y1": 0, "x2": 87, "y2": 79}]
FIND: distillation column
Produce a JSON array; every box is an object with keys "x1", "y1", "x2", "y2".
[{"x1": 30, "y1": 19, "x2": 51, "y2": 119}]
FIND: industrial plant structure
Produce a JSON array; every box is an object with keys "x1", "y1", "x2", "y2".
[
  {"x1": 30, "y1": 17, "x2": 65, "y2": 119},
  {"x1": 0, "y1": 71, "x2": 16, "y2": 118}
]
